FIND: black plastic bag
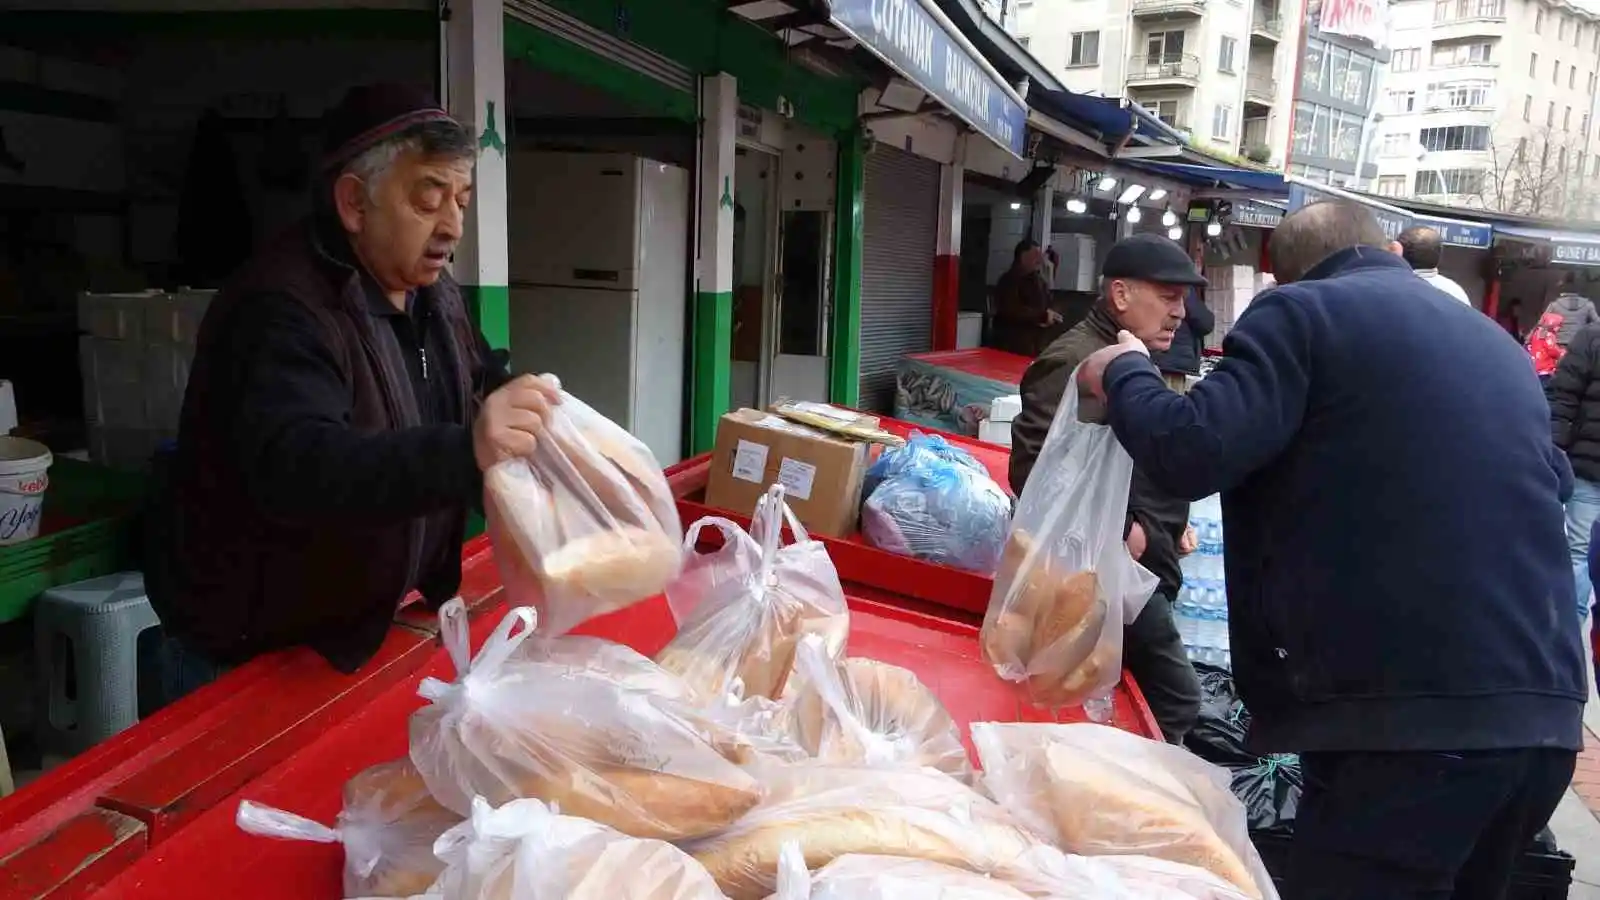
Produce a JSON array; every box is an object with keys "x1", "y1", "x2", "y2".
[
  {"x1": 1232, "y1": 754, "x2": 1302, "y2": 836},
  {"x1": 1184, "y1": 662, "x2": 1255, "y2": 768}
]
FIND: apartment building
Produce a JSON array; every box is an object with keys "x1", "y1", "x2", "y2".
[
  {"x1": 1371, "y1": 0, "x2": 1600, "y2": 217},
  {"x1": 1008, "y1": 0, "x2": 1303, "y2": 165},
  {"x1": 1287, "y1": 19, "x2": 1388, "y2": 187}
]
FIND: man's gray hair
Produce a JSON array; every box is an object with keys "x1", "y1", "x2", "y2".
[
  {"x1": 1268, "y1": 200, "x2": 1391, "y2": 284},
  {"x1": 341, "y1": 119, "x2": 475, "y2": 202}
]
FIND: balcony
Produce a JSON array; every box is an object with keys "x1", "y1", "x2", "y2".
[
  {"x1": 1250, "y1": 11, "x2": 1283, "y2": 42},
  {"x1": 1132, "y1": 0, "x2": 1206, "y2": 19},
  {"x1": 1126, "y1": 53, "x2": 1202, "y2": 87},
  {"x1": 1245, "y1": 75, "x2": 1277, "y2": 108}
]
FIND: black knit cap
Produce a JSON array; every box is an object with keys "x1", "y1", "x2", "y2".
[{"x1": 319, "y1": 83, "x2": 454, "y2": 173}]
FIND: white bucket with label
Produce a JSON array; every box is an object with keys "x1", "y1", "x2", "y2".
[{"x1": 0, "y1": 437, "x2": 52, "y2": 545}]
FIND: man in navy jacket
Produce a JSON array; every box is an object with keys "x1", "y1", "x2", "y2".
[{"x1": 1078, "y1": 200, "x2": 1585, "y2": 900}]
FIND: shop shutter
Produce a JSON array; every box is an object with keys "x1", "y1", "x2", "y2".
[
  {"x1": 859, "y1": 145, "x2": 939, "y2": 412},
  {"x1": 504, "y1": 0, "x2": 695, "y2": 95}
]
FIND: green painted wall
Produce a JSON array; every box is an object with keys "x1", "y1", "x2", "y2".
[
  {"x1": 692, "y1": 290, "x2": 733, "y2": 455},
  {"x1": 462, "y1": 284, "x2": 511, "y2": 352},
  {"x1": 829, "y1": 130, "x2": 866, "y2": 408}
]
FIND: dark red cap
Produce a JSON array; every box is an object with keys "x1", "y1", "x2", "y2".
[{"x1": 319, "y1": 83, "x2": 453, "y2": 173}]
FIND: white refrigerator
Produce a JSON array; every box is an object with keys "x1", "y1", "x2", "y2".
[{"x1": 507, "y1": 151, "x2": 689, "y2": 465}]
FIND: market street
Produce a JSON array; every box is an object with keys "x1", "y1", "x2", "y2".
[{"x1": 1555, "y1": 656, "x2": 1600, "y2": 897}]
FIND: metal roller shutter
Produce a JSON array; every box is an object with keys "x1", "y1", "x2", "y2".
[
  {"x1": 859, "y1": 145, "x2": 938, "y2": 412},
  {"x1": 504, "y1": 0, "x2": 696, "y2": 95}
]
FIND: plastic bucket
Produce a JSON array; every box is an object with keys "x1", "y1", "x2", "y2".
[{"x1": 0, "y1": 436, "x2": 52, "y2": 545}]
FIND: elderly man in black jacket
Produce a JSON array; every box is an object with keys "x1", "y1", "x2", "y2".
[{"x1": 1548, "y1": 320, "x2": 1600, "y2": 624}]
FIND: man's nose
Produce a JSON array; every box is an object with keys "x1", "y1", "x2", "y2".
[{"x1": 437, "y1": 202, "x2": 464, "y2": 241}]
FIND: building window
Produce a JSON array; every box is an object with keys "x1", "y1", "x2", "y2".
[
  {"x1": 1068, "y1": 30, "x2": 1100, "y2": 66},
  {"x1": 1567, "y1": 106, "x2": 1574, "y2": 130},
  {"x1": 1426, "y1": 80, "x2": 1493, "y2": 109},
  {"x1": 1561, "y1": 147, "x2": 1569, "y2": 170},
  {"x1": 1218, "y1": 35, "x2": 1237, "y2": 73},
  {"x1": 1585, "y1": 113, "x2": 1591, "y2": 134},
  {"x1": 1549, "y1": 100, "x2": 1556, "y2": 127},
  {"x1": 1019, "y1": 36, "x2": 1031, "y2": 48},
  {"x1": 1212, "y1": 103, "x2": 1234, "y2": 140},
  {"x1": 1590, "y1": 72, "x2": 1596, "y2": 94},
  {"x1": 1419, "y1": 125, "x2": 1491, "y2": 152},
  {"x1": 1376, "y1": 175, "x2": 1409, "y2": 197},
  {"x1": 1572, "y1": 65, "x2": 1578, "y2": 88},
  {"x1": 1525, "y1": 94, "x2": 1533, "y2": 121},
  {"x1": 1536, "y1": 9, "x2": 1544, "y2": 33},
  {"x1": 1530, "y1": 53, "x2": 1539, "y2": 78},
  {"x1": 1392, "y1": 48, "x2": 1420, "y2": 72},
  {"x1": 1555, "y1": 58, "x2": 1562, "y2": 84},
  {"x1": 1389, "y1": 89, "x2": 1417, "y2": 114},
  {"x1": 1434, "y1": 0, "x2": 1504, "y2": 19},
  {"x1": 1148, "y1": 99, "x2": 1182, "y2": 126},
  {"x1": 1415, "y1": 169, "x2": 1486, "y2": 194},
  {"x1": 1560, "y1": 17, "x2": 1570, "y2": 40},
  {"x1": 1381, "y1": 132, "x2": 1412, "y2": 156},
  {"x1": 1302, "y1": 38, "x2": 1326, "y2": 93},
  {"x1": 1431, "y1": 41, "x2": 1493, "y2": 67},
  {"x1": 1145, "y1": 30, "x2": 1187, "y2": 62}
]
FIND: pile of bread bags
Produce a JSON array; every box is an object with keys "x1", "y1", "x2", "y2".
[{"x1": 234, "y1": 385, "x2": 1277, "y2": 900}]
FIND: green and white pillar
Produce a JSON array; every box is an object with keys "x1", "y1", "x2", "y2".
[
  {"x1": 445, "y1": 0, "x2": 510, "y2": 350},
  {"x1": 692, "y1": 72, "x2": 738, "y2": 454}
]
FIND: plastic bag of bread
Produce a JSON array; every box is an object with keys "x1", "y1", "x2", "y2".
[
  {"x1": 768, "y1": 841, "x2": 1036, "y2": 900},
  {"x1": 432, "y1": 796, "x2": 730, "y2": 899},
  {"x1": 687, "y1": 763, "x2": 1049, "y2": 900},
  {"x1": 484, "y1": 377, "x2": 683, "y2": 636},
  {"x1": 235, "y1": 758, "x2": 461, "y2": 899},
  {"x1": 970, "y1": 722, "x2": 1277, "y2": 900},
  {"x1": 786, "y1": 635, "x2": 972, "y2": 782},
  {"x1": 657, "y1": 485, "x2": 849, "y2": 701},
  {"x1": 409, "y1": 605, "x2": 764, "y2": 841},
  {"x1": 667, "y1": 516, "x2": 765, "y2": 625},
  {"x1": 979, "y1": 362, "x2": 1157, "y2": 710}
]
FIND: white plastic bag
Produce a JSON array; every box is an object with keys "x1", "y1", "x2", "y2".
[
  {"x1": 431, "y1": 797, "x2": 730, "y2": 899},
  {"x1": 979, "y1": 362, "x2": 1157, "y2": 710},
  {"x1": 667, "y1": 516, "x2": 765, "y2": 625},
  {"x1": 686, "y1": 763, "x2": 1049, "y2": 900},
  {"x1": 484, "y1": 379, "x2": 683, "y2": 636},
  {"x1": 236, "y1": 771, "x2": 459, "y2": 899},
  {"x1": 408, "y1": 603, "x2": 763, "y2": 841},
  {"x1": 767, "y1": 841, "x2": 1035, "y2": 900},
  {"x1": 657, "y1": 485, "x2": 849, "y2": 701},
  {"x1": 971, "y1": 722, "x2": 1277, "y2": 900},
  {"x1": 786, "y1": 635, "x2": 972, "y2": 782}
]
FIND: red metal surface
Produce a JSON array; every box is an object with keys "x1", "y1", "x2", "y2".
[
  {"x1": 904, "y1": 348, "x2": 1031, "y2": 386},
  {"x1": 83, "y1": 591, "x2": 1161, "y2": 900},
  {"x1": 0, "y1": 810, "x2": 146, "y2": 900}
]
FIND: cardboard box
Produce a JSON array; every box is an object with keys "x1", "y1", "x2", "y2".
[{"x1": 705, "y1": 408, "x2": 874, "y2": 538}]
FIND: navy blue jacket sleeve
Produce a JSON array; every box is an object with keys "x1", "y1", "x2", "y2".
[
  {"x1": 1102, "y1": 288, "x2": 1313, "y2": 500},
  {"x1": 228, "y1": 295, "x2": 481, "y2": 524}
]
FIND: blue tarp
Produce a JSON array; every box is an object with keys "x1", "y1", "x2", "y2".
[
  {"x1": 1127, "y1": 160, "x2": 1288, "y2": 193},
  {"x1": 1027, "y1": 89, "x2": 1183, "y2": 146}
]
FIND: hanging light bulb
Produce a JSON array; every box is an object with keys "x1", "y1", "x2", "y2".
[
  {"x1": 1148, "y1": 188, "x2": 1168, "y2": 202},
  {"x1": 1167, "y1": 226, "x2": 1184, "y2": 240},
  {"x1": 1009, "y1": 201, "x2": 1022, "y2": 210},
  {"x1": 1065, "y1": 197, "x2": 1088, "y2": 214},
  {"x1": 1126, "y1": 206, "x2": 1143, "y2": 223},
  {"x1": 1162, "y1": 209, "x2": 1178, "y2": 227},
  {"x1": 1206, "y1": 220, "x2": 1223, "y2": 236},
  {"x1": 1096, "y1": 175, "x2": 1118, "y2": 191}
]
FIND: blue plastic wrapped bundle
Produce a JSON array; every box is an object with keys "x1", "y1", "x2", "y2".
[{"x1": 860, "y1": 433, "x2": 1012, "y2": 574}]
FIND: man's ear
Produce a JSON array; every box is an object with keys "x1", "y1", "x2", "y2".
[
  {"x1": 1387, "y1": 240, "x2": 1404, "y2": 256},
  {"x1": 332, "y1": 173, "x2": 367, "y2": 234}
]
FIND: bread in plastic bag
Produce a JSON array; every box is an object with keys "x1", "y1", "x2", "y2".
[
  {"x1": 768, "y1": 841, "x2": 1034, "y2": 900},
  {"x1": 786, "y1": 635, "x2": 972, "y2": 782},
  {"x1": 686, "y1": 763, "x2": 1048, "y2": 900},
  {"x1": 408, "y1": 603, "x2": 762, "y2": 841},
  {"x1": 484, "y1": 379, "x2": 682, "y2": 636},
  {"x1": 970, "y1": 722, "x2": 1276, "y2": 900},
  {"x1": 235, "y1": 759, "x2": 460, "y2": 899},
  {"x1": 979, "y1": 364, "x2": 1157, "y2": 710},
  {"x1": 657, "y1": 485, "x2": 849, "y2": 701},
  {"x1": 860, "y1": 433, "x2": 1012, "y2": 575},
  {"x1": 431, "y1": 796, "x2": 730, "y2": 899}
]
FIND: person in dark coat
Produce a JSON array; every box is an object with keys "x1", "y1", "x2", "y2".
[
  {"x1": 1075, "y1": 200, "x2": 1584, "y2": 899},
  {"x1": 1010, "y1": 233, "x2": 1209, "y2": 744},
  {"x1": 1546, "y1": 320, "x2": 1600, "y2": 623},
  {"x1": 989, "y1": 239, "x2": 1061, "y2": 357},
  {"x1": 1148, "y1": 287, "x2": 1214, "y2": 390},
  {"x1": 143, "y1": 85, "x2": 560, "y2": 709}
]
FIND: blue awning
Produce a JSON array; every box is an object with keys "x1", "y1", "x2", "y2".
[
  {"x1": 1027, "y1": 89, "x2": 1182, "y2": 146},
  {"x1": 1283, "y1": 179, "x2": 1493, "y2": 248},
  {"x1": 1497, "y1": 224, "x2": 1600, "y2": 266},
  {"x1": 1128, "y1": 160, "x2": 1287, "y2": 193}
]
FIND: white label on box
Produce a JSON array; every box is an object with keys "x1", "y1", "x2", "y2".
[
  {"x1": 777, "y1": 457, "x2": 817, "y2": 500},
  {"x1": 732, "y1": 439, "x2": 769, "y2": 483}
]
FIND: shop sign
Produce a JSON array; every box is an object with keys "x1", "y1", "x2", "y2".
[
  {"x1": 1416, "y1": 216, "x2": 1492, "y2": 249},
  {"x1": 1552, "y1": 241, "x2": 1600, "y2": 266},
  {"x1": 1231, "y1": 200, "x2": 1283, "y2": 229},
  {"x1": 1315, "y1": 0, "x2": 1389, "y2": 49},
  {"x1": 828, "y1": 0, "x2": 1028, "y2": 158},
  {"x1": 1287, "y1": 183, "x2": 1409, "y2": 240}
]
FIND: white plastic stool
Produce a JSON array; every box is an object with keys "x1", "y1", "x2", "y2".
[{"x1": 33, "y1": 572, "x2": 159, "y2": 757}]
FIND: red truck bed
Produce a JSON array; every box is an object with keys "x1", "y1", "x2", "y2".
[{"x1": 81, "y1": 590, "x2": 1157, "y2": 900}]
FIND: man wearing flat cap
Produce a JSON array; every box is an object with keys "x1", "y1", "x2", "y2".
[
  {"x1": 1009, "y1": 232, "x2": 1208, "y2": 743},
  {"x1": 144, "y1": 85, "x2": 559, "y2": 706}
]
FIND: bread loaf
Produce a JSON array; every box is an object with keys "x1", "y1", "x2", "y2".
[
  {"x1": 769, "y1": 854, "x2": 1035, "y2": 900},
  {"x1": 511, "y1": 764, "x2": 762, "y2": 842},
  {"x1": 690, "y1": 766, "x2": 1044, "y2": 900},
  {"x1": 982, "y1": 529, "x2": 1111, "y2": 707},
  {"x1": 339, "y1": 759, "x2": 461, "y2": 898},
  {"x1": 791, "y1": 657, "x2": 972, "y2": 782},
  {"x1": 540, "y1": 526, "x2": 681, "y2": 602}
]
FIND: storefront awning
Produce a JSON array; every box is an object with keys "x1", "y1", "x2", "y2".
[
  {"x1": 1285, "y1": 178, "x2": 1493, "y2": 248},
  {"x1": 1494, "y1": 224, "x2": 1600, "y2": 266},
  {"x1": 1131, "y1": 160, "x2": 1287, "y2": 193},
  {"x1": 1026, "y1": 90, "x2": 1183, "y2": 147},
  {"x1": 826, "y1": 0, "x2": 1028, "y2": 158}
]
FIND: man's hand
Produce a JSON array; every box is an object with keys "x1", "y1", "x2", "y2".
[
  {"x1": 1179, "y1": 524, "x2": 1198, "y2": 556},
  {"x1": 1043, "y1": 309, "x2": 1064, "y2": 327},
  {"x1": 1126, "y1": 521, "x2": 1147, "y2": 560},
  {"x1": 1077, "y1": 330, "x2": 1150, "y2": 400},
  {"x1": 473, "y1": 374, "x2": 562, "y2": 471}
]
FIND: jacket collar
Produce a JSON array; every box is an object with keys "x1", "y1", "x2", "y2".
[
  {"x1": 1301, "y1": 246, "x2": 1412, "y2": 282},
  {"x1": 1084, "y1": 302, "x2": 1121, "y2": 343}
]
